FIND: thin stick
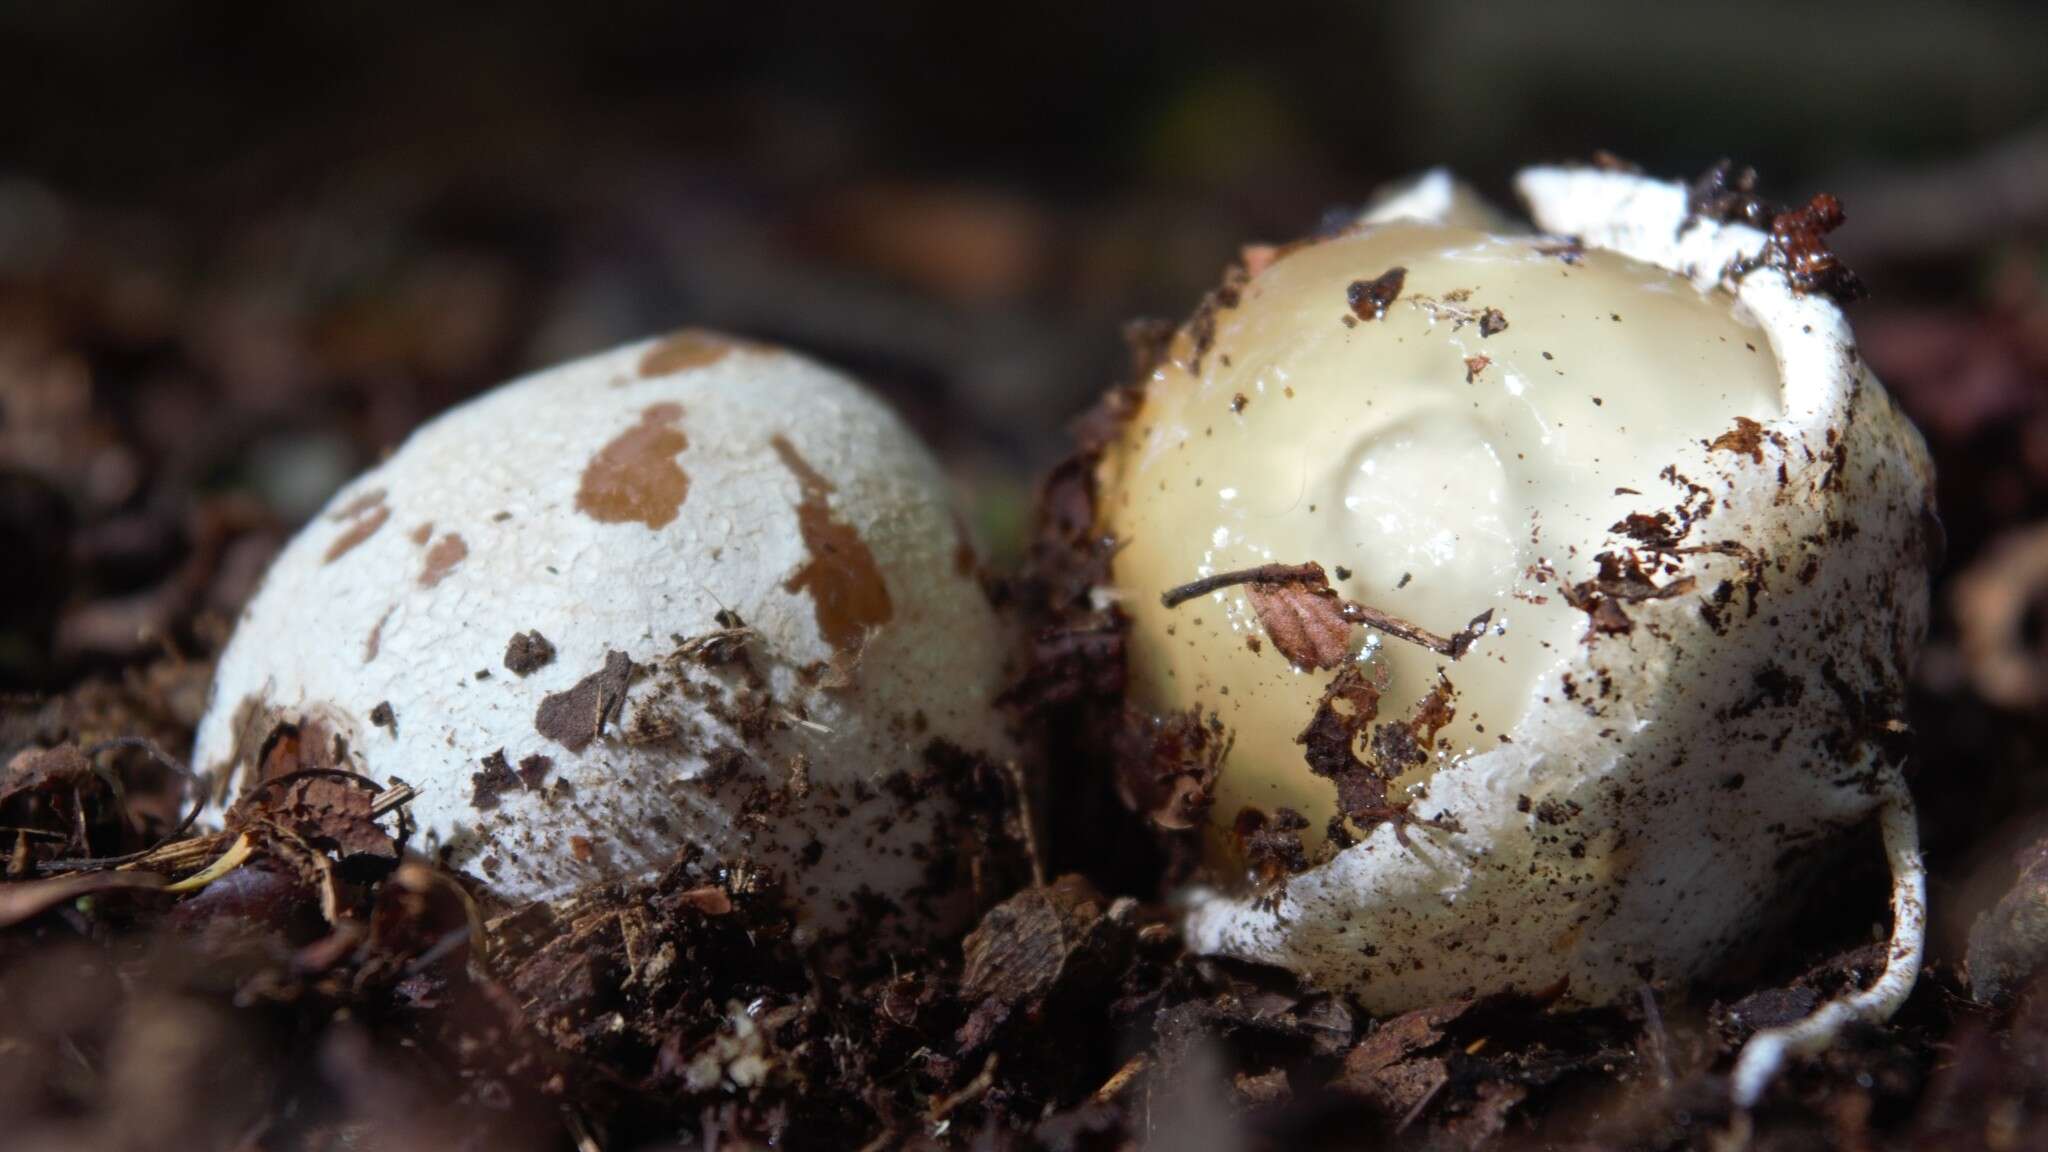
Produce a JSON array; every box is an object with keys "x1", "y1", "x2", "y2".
[
  {"x1": 1342, "y1": 603, "x2": 1493, "y2": 660},
  {"x1": 1730, "y1": 772, "x2": 1926, "y2": 1108},
  {"x1": 929, "y1": 1053, "x2": 999, "y2": 1121},
  {"x1": 370, "y1": 783, "x2": 416, "y2": 818},
  {"x1": 1160, "y1": 563, "x2": 1493, "y2": 659},
  {"x1": 1160, "y1": 563, "x2": 1323, "y2": 608},
  {"x1": 1092, "y1": 1053, "x2": 1150, "y2": 1102}
]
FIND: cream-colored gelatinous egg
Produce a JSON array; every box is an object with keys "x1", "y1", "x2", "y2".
[
  {"x1": 192, "y1": 331, "x2": 1015, "y2": 942},
  {"x1": 1094, "y1": 168, "x2": 1936, "y2": 1040},
  {"x1": 1107, "y1": 220, "x2": 1784, "y2": 839}
]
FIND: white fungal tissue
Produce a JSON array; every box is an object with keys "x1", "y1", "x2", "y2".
[{"x1": 192, "y1": 331, "x2": 1017, "y2": 943}]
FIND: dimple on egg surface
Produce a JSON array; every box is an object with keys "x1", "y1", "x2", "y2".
[{"x1": 1097, "y1": 223, "x2": 1783, "y2": 852}]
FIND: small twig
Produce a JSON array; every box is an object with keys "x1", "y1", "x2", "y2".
[
  {"x1": 563, "y1": 1108, "x2": 604, "y2": 1152},
  {"x1": 234, "y1": 767, "x2": 386, "y2": 807},
  {"x1": 369, "y1": 783, "x2": 416, "y2": 818},
  {"x1": 44, "y1": 741, "x2": 212, "y2": 872},
  {"x1": 1397, "y1": 1072, "x2": 1449, "y2": 1132},
  {"x1": 1638, "y1": 982, "x2": 1674, "y2": 1090},
  {"x1": 1341, "y1": 603, "x2": 1494, "y2": 660},
  {"x1": 1005, "y1": 758, "x2": 1045, "y2": 888},
  {"x1": 85, "y1": 737, "x2": 192, "y2": 835},
  {"x1": 1092, "y1": 1052, "x2": 1150, "y2": 1102},
  {"x1": 1161, "y1": 563, "x2": 1493, "y2": 659},
  {"x1": 84, "y1": 736, "x2": 191, "y2": 778},
  {"x1": 162, "y1": 832, "x2": 255, "y2": 894},
  {"x1": 1161, "y1": 563, "x2": 1323, "y2": 608},
  {"x1": 929, "y1": 1053, "x2": 999, "y2": 1122}
]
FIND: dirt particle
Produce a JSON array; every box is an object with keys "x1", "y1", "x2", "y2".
[
  {"x1": 535, "y1": 650, "x2": 635, "y2": 752},
  {"x1": 516, "y1": 754, "x2": 553, "y2": 790},
  {"x1": 368, "y1": 701, "x2": 396, "y2": 733},
  {"x1": 1556, "y1": 552, "x2": 1699, "y2": 637},
  {"x1": 1464, "y1": 355, "x2": 1490, "y2": 383},
  {"x1": 1478, "y1": 308, "x2": 1509, "y2": 337},
  {"x1": 1710, "y1": 416, "x2": 1768, "y2": 465},
  {"x1": 471, "y1": 750, "x2": 520, "y2": 810},
  {"x1": 418, "y1": 532, "x2": 468, "y2": 588},
  {"x1": 1236, "y1": 807, "x2": 1311, "y2": 883},
  {"x1": 771, "y1": 435, "x2": 894, "y2": 654},
  {"x1": 1764, "y1": 193, "x2": 1867, "y2": 303},
  {"x1": 504, "y1": 630, "x2": 557, "y2": 676},
  {"x1": 576, "y1": 403, "x2": 690, "y2": 529},
  {"x1": 1686, "y1": 159, "x2": 1778, "y2": 229},
  {"x1": 1346, "y1": 267, "x2": 1407, "y2": 321}
]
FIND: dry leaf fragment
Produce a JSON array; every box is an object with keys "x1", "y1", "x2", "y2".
[{"x1": 1245, "y1": 577, "x2": 1354, "y2": 670}]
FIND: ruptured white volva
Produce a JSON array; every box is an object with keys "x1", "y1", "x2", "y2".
[
  {"x1": 193, "y1": 331, "x2": 1015, "y2": 943},
  {"x1": 1091, "y1": 167, "x2": 1936, "y2": 1105}
]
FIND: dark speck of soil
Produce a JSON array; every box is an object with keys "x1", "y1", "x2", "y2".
[
  {"x1": 771, "y1": 434, "x2": 893, "y2": 654},
  {"x1": 504, "y1": 630, "x2": 557, "y2": 676},
  {"x1": 535, "y1": 649, "x2": 635, "y2": 752},
  {"x1": 516, "y1": 754, "x2": 553, "y2": 789},
  {"x1": 471, "y1": 749, "x2": 520, "y2": 809},
  {"x1": 577, "y1": 403, "x2": 691, "y2": 528},
  {"x1": 1347, "y1": 266, "x2": 1407, "y2": 321},
  {"x1": 368, "y1": 701, "x2": 396, "y2": 733},
  {"x1": 1710, "y1": 416, "x2": 1768, "y2": 464},
  {"x1": 1479, "y1": 308, "x2": 1509, "y2": 337}
]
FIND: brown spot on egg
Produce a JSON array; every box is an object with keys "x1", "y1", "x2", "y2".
[
  {"x1": 576, "y1": 403, "x2": 690, "y2": 528},
  {"x1": 323, "y1": 492, "x2": 389, "y2": 564},
  {"x1": 771, "y1": 434, "x2": 894, "y2": 653},
  {"x1": 638, "y1": 329, "x2": 735, "y2": 377},
  {"x1": 327, "y1": 489, "x2": 386, "y2": 523},
  {"x1": 418, "y1": 533, "x2": 468, "y2": 588},
  {"x1": 364, "y1": 605, "x2": 394, "y2": 663},
  {"x1": 948, "y1": 510, "x2": 980, "y2": 579}
]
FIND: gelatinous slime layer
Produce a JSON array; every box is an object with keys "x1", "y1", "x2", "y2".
[{"x1": 1099, "y1": 224, "x2": 1783, "y2": 853}]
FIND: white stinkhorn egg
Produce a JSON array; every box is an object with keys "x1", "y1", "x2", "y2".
[
  {"x1": 1093, "y1": 167, "x2": 1935, "y2": 1104},
  {"x1": 192, "y1": 331, "x2": 1016, "y2": 945}
]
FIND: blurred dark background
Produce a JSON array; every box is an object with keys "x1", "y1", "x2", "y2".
[{"x1": 2, "y1": 0, "x2": 2047, "y2": 679}]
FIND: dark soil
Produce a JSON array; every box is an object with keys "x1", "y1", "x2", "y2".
[{"x1": 7, "y1": 171, "x2": 2048, "y2": 1152}]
